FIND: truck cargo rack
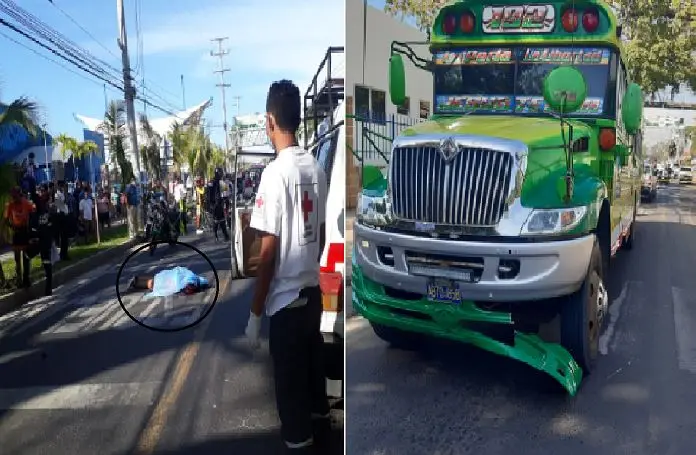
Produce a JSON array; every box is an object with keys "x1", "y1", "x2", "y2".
[{"x1": 303, "y1": 46, "x2": 345, "y2": 149}]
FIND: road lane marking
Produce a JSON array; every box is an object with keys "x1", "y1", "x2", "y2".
[
  {"x1": 0, "y1": 382, "x2": 161, "y2": 410},
  {"x1": 599, "y1": 280, "x2": 630, "y2": 355},
  {"x1": 133, "y1": 271, "x2": 230, "y2": 455},
  {"x1": 672, "y1": 287, "x2": 696, "y2": 374}
]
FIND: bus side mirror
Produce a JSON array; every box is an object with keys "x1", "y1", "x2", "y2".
[
  {"x1": 389, "y1": 54, "x2": 406, "y2": 107},
  {"x1": 622, "y1": 83, "x2": 643, "y2": 136},
  {"x1": 542, "y1": 66, "x2": 587, "y2": 114}
]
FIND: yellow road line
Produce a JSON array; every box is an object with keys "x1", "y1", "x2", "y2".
[{"x1": 133, "y1": 271, "x2": 231, "y2": 455}]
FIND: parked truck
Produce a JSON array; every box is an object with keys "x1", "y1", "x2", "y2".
[{"x1": 352, "y1": 0, "x2": 644, "y2": 395}]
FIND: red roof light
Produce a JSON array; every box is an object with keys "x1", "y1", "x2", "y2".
[
  {"x1": 460, "y1": 11, "x2": 475, "y2": 33},
  {"x1": 582, "y1": 8, "x2": 600, "y2": 32},
  {"x1": 442, "y1": 14, "x2": 456, "y2": 34},
  {"x1": 561, "y1": 8, "x2": 579, "y2": 32}
]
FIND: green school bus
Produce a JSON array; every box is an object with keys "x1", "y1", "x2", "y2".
[{"x1": 351, "y1": 0, "x2": 644, "y2": 395}]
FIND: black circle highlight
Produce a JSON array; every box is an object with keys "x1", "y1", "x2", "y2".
[{"x1": 115, "y1": 240, "x2": 220, "y2": 332}]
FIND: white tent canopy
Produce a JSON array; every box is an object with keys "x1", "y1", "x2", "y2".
[{"x1": 74, "y1": 99, "x2": 212, "y2": 138}]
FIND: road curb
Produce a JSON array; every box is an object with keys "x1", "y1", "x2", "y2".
[{"x1": 0, "y1": 238, "x2": 139, "y2": 317}]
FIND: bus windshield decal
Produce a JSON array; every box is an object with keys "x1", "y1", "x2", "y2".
[
  {"x1": 514, "y1": 96, "x2": 604, "y2": 115},
  {"x1": 437, "y1": 95, "x2": 513, "y2": 113},
  {"x1": 435, "y1": 48, "x2": 514, "y2": 65},
  {"x1": 521, "y1": 48, "x2": 610, "y2": 65}
]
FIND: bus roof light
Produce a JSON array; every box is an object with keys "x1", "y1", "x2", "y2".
[
  {"x1": 582, "y1": 8, "x2": 600, "y2": 32},
  {"x1": 460, "y1": 11, "x2": 475, "y2": 33},
  {"x1": 561, "y1": 8, "x2": 579, "y2": 33},
  {"x1": 442, "y1": 14, "x2": 457, "y2": 34}
]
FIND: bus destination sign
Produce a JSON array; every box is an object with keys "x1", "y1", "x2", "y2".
[{"x1": 482, "y1": 5, "x2": 556, "y2": 34}]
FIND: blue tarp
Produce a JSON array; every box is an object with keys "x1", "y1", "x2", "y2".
[{"x1": 148, "y1": 267, "x2": 209, "y2": 298}]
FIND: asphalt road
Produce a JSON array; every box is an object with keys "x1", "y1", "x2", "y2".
[
  {"x1": 346, "y1": 183, "x2": 696, "y2": 455},
  {"x1": 0, "y1": 232, "x2": 343, "y2": 454}
]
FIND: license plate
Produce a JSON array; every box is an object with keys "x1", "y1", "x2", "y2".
[{"x1": 427, "y1": 281, "x2": 463, "y2": 304}]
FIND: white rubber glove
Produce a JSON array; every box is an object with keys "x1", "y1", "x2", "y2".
[{"x1": 245, "y1": 311, "x2": 262, "y2": 350}]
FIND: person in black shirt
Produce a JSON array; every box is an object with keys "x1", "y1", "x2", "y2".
[
  {"x1": 205, "y1": 167, "x2": 230, "y2": 241},
  {"x1": 28, "y1": 184, "x2": 54, "y2": 296}
]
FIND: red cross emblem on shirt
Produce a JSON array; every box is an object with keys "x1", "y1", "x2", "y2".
[
  {"x1": 301, "y1": 191, "x2": 313, "y2": 222},
  {"x1": 255, "y1": 196, "x2": 263, "y2": 208}
]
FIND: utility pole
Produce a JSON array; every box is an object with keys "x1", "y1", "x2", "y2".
[
  {"x1": 117, "y1": 0, "x2": 141, "y2": 183},
  {"x1": 211, "y1": 37, "x2": 231, "y2": 171},
  {"x1": 181, "y1": 74, "x2": 187, "y2": 110},
  {"x1": 232, "y1": 95, "x2": 241, "y2": 116},
  {"x1": 117, "y1": 0, "x2": 144, "y2": 234}
]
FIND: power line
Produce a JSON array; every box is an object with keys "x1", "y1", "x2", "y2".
[
  {"x1": 47, "y1": 0, "x2": 121, "y2": 62},
  {"x1": 1, "y1": 0, "x2": 183, "y2": 114},
  {"x1": 0, "y1": 29, "x2": 106, "y2": 89},
  {"x1": 0, "y1": 16, "x2": 180, "y2": 116}
]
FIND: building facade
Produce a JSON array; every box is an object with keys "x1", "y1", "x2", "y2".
[{"x1": 345, "y1": 0, "x2": 433, "y2": 208}]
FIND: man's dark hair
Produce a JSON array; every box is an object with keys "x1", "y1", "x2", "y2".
[{"x1": 266, "y1": 79, "x2": 301, "y2": 133}]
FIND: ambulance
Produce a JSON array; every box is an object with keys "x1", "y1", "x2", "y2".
[{"x1": 312, "y1": 101, "x2": 345, "y2": 399}]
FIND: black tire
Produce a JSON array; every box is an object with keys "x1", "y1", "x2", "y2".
[
  {"x1": 370, "y1": 322, "x2": 422, "y2": 350},
  {"x1": 560, "y1": 238, "x2": 607, "y2": 374},
  {"x1": 623, "y1": 195, "x2": 637, "y2": 250}
]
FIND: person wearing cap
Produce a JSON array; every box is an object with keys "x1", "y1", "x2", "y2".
[
  {"x1": 4, "y1": 187, "x2": 35, "y2": 288},
  {"x1": 244, "y1": 80, "x2": 330, "y2": 454}
]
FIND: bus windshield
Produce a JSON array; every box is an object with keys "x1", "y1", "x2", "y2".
[{"x1": 434, "y1": 46, "x2": 614, "y2": 116}]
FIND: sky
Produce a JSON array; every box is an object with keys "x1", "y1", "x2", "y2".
[{"x1": 0, "y1": 0, "x2": 345, "y2": 146}]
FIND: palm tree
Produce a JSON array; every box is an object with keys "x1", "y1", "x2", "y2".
[
  {"x1": 168, "y1": 121, "x2": 189, "y2": 173},
  {"x1": 99, "y1": 100, "x2": 133, "y2": 185},
  {"x1": 0, "y1": 97, "x2": 39, "y2": 135},
  {"x1": 139, "y1": 114, "x2": 162, "y2": 180},
  {"x1": 54, "y1": 133, "x2": 78, "y2": 161}
]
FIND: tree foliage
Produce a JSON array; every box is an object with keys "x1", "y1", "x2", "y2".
[
  {"x1": 383, "y1": 0, "x2": 696, "y2": 96},
  {"x1": 138, "y1": 113, "x2": 162, "y2": 181},
  {"x1": 384, "y1": 0, "x2": 448, "y2": 31},
  {"x1": 614, "y1": 0, "x2": 696, "y2": 96}
]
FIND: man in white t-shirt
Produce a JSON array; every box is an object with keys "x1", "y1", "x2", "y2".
[
  {"x1": 173, "y1": 176, "x2": 187, "y2": 234},
  {"x1": 78, "y1": 189, "x2": 94, "y2": 243},
  {"x1": 244, "y1": 80, "x2": 329, "y2": 454}
]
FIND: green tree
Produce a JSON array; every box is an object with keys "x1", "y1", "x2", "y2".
[
  {"x1": 99, "y1": 100, "x2": 133, "y2": 185},
  {"x1": 54, "y1": 133, "x2": 78, "y2": 161},
  {"x1": 139, "y1": 114, "x2": 162, "y2": 181}
]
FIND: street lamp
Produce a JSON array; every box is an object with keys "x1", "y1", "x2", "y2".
[{"x1": 42, "y1": 123, "x2": 51, "y2": 182}]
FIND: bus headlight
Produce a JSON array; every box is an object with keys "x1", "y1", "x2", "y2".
[
  {"x1": 356, "y1": 192, "x2": 390, "y2": 227},
  {"x1": 520, "y1": 206, "x2": 587, "y2": 235}
]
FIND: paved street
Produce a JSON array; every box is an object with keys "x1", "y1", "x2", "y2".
[
  {"x1": 346, "y1": 184, "x2": 696, "y2": 455},
  {"x1": 0, "y1": 233, "x2": 343, "y2": 454}
]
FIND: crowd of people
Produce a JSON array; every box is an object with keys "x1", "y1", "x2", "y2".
[
  {"x1": 1, "y1": 164, "x2": 262, "y2": 295},
  {"x1": 1, "y1": 178, "x2": 122, "y2": 295}
]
